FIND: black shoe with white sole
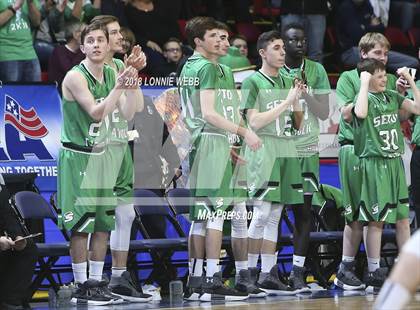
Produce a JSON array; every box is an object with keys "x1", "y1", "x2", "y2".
[
  {"x1": 200, "y1": 272, "x2": 249, "y2": 302},
  {"x1": 334, "y1": 262, "x2": 365, "y2": 291},
  {"x1": 109, "y1": 271, "x2": 153, "y2": 303},
  {"x1": 258, "y1": 265, "x2": 296, "y2": 296}
]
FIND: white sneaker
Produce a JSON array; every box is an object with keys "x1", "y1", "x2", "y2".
[{"x1": 142, "y1": 284, "x2": 162, "y2": 301}]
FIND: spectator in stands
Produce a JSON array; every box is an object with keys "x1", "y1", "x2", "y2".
[
  {"x1": 120, "y1": 26, "x2": 135, "y2": 55},
  {"x1": 34, "y1": 0, "x2": 68, "y2": 71},
  {"x1": 280, "y1": 0, "x2": 330, "y2": 63},
  {"x1": 230, "y1": 34, "x2": 248, "y2": 58},
  {"x1": 0, "y1": 0, "x2": 41, "y2": 82},
  {"x1": 337, "y1": 0, "x2": 419, "y2": 72},
  {"x1": 0, "y1": 175, "x2": 38, "y2": 310},
  {"x1": 100, "y1": 0, "x2": 128, "y2": 27},
  {"x1": 48, "y1": 21, "x2": 85, "y2": 93},
  {"x1": 125, "y1": 0, "x2": 181, "y2": 74},
  {"x1": 155, "y1": 37, "x2": 184, "y2": 77},
  {"x1": 388, "y1": 0, "x2": 420, "y2": 32}
]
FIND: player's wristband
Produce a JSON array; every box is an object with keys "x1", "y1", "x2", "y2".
[{"x1": 7, "y1": 5, "x2": 16, "y2": 14}]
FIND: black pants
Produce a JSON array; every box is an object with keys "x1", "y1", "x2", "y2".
[{"x1": 0, "y1": 241, "x2": 38, "y2": 305}]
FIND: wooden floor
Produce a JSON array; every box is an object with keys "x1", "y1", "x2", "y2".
[{"x1": 33, "y1": 291, "x2": 420, "y2": 309}]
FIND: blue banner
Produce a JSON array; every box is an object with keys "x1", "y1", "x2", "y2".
[{"x1": 0, "y1": 84, "x2": 62, "y2": 191}]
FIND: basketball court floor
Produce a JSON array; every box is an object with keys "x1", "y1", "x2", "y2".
[{"x1": 32, "y1": 291, "x2": 420, "y2": 309}]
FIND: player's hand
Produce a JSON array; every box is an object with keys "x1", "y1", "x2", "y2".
[
  {"x1": 146, "y1": 40, "x2": 163, "y2": 54},
  {"x1": 230, "y1": 148, "x2": 247, "y2": 165},
  {"x1": 0, "y1": 236, "x2": 15, "y2": 251},
  {"x1": 13, "y1": 0, "x2": 25, "y2": 10},
  {"x1": 124, "y1": 45, "x2": 147, "y2": 71},
  {"x1": 370, "y1": 16, "x2": 381, "y2": 26},
  {"x1": 397, "y1": 67, "x2": 412, "y2": 83},
  {"x1": 116, "y1": 66, "x2": 138, "y2": 89},
  {"x1": 360, "y1": 71, "x2": 372, "y2": 85},
  {"x1": 244, "y1": 129, "x2": 261, "y2": 151},
  {"x1": 396, "y1": 76, "x2": 410, "y2": 94},
  {"x1": 13, "y1": 236, "x2": 27, "y2": 251}
]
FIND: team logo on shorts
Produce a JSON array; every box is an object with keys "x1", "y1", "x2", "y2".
[
  {"x1": 344, "y1": 205, "x2": 352, "y2": 215},
  {"x1": 63, "y1": 211, "x2": 74, "y2": 223},
  {"x1": 215, "y1": 198, "x2": 224, "y2": 209},
  {"x1": 372, "y1": 204, "x2": 379, "y2": 215}
]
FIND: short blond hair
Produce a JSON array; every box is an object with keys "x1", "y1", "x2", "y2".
[{"x1": 358, "y1": 32, "x2": 390, "y2": 53}]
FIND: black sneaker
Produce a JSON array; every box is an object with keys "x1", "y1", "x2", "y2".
[
  {"x1": 289, "y1": 266, "x2": 311, "y2": 293},
  {"x1": 97, "y1": 276, "x2": 125, "y2": 304},
  {"x1": 70, "y1": 279, "x2": 115, "y2": 306},
  {"x1": 334, "y1": 262, "x2": 365, "y2": 290},
  {"x1": 200, "y1": 272, "x2": 249, "y2": 302},
  {"x1": 365, "y1": 267, "x2": 387, "y2": 288},
  {"x1": 184, "y1": 275, "x2": 202, "y2": 301},
  {"x1": 248, "y1": 267, "x2": 259, "y2": 284},
  {"x1": 235, "y1": 269, "x2": 266, "y2": 298},
  {"x1": 257, "y1": 265, "x2": 296, "y2": 296},
  {"x1": 109, "y1": 271, "x2": 153, "y2": 303}
]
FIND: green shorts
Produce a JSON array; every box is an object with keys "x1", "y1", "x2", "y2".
[
  {"x1": 231, "y1": 146, "x2": 249, "y2": 204},
  {"x1": 339, "y1": 145, "x2": 362, "y2": 224},
  {"x1": 189, "y1": 133, "x2": 233, "y2": 221},
  {"x1": 359, "y1": 157, "x2": 409, "y2": 224},
  {"x1": 106, "y1": 143, "x2": 134, "y2": 203},
  {"x1": 298, "y1": 153, "x2": 320, "y2": 194},
  {"x1": 245, "y1": 135, "x2": 303, "y2": 204},
  {"x1": 58, "y1": 148, "x2": 116, "y2": 233}
]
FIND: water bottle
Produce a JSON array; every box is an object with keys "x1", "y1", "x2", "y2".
[
  {"x1": 48, "y1": 287, "x2": 57, "y2": 308},
  {"x1": 169, "y1": 280, "x2": 183, "y2": 304},
  {"x1": 57, "y1": 285, "x2": 73, "y2": 308}
]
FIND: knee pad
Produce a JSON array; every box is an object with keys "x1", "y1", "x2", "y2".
[
  {"x1": 207, "y1": 216, "x2": 224, "y2": 232},
  {"x1": 403, "y1": 230, "x2": 420, "y2": 258},
  {"x1": 263, "y1": 204, "x2": 283, "y2": 242},
  {"x1": 110, "y1": 204, "x2": 136, "y2": 251},
  {"x1": 189, "y1": 221, "x2": 206, "y2": 237},
  {"x1": 231, "y1": 202, "x2": 248, "y2": 239},
  {"x1": 248, "y1": 201, "x2": 271, "y2": 240}
]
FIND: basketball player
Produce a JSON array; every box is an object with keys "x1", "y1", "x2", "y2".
[
  {"x1": 279, "y1": 23, "x2": 331, "y2": 291},
  {"x1": 59, "y1": 21, "x2": 138, "y2": 305},
  {"x1": 180, "y1": 16, "x2": 261, "y2": 302}
]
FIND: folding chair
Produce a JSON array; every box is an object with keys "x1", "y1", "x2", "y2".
[
  {"x1": 166, "y1": 188, "x2": 191, "y2": 217},
  {"x1": 131, "y1": 189, "x2": 187, "y2": 289},
  {"x1": 10, "y1": 191, "x2": 69, "y2": 295}
]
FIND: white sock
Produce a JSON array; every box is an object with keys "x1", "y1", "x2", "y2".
[
  {"x1": 206, "y1": 259, "x2": 219, "y2": 277},
  {"x1": 367, "y1": 257, "x2": 380, "y2": 272},
  {"x1": 374, "y1": 280, "x2": 412, "y2": 310},
  {"x1": 261, "y1": 254, "x2": 276, "y2": 273},
  {"x1": 235, "y1": 261, "x2": 248, "y2": 275},
  {"x1": 111, "y1": 267, "x2": 126, "y2": 278},
  {"x1": 72, "y1": 262, "x2": 87, "y2": 284},
  {"x1": 293, "y1": 255, "x2": 306, "y2": 268},
  {"x1": 342, "y1": 256, "x2": 355, "y2": 263},
  {"x1": 190, "y1": 258, "x2": 204, "y2": 277},
  {"x1": 89, "y1": 260, "x2": 104, "y2": 281},
  {"x1": 248, "y1": 253, "x2": 259, "y2": 268}
]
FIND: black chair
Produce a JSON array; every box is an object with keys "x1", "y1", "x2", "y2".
[
  {"x1": 10, "y1": 191, "x2": 70, "y2": 295},
  {"x1": 166, "y1": 188, "x2": 191, "y2": 216},
  {"x1": 131, "y1": 189, "x2": 188, "y2": 290}
]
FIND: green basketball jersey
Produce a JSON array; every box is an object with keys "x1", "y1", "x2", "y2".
[
  {"x1": 179, "y1": 52, "x2": 220, "y2": 140},
  {"x1": 108, "y1": 58, "x2": 129, "y2": 144},
  {"x1": 61, "y1": 63, "x2": 116, "y2": 147},
  {"x1": 240, "y1": 70, "x2": 294, "y2": 138},
  {"x1": 218, "y1": 63, "x2": 241, "y2": 145},
  {"x1": 279, "y1": 59, "x2": 331, "y2": 147},
  {"x1": 337, "y1": 69, "x2": 398, "y2": 143},
  {"x1": 353, "y1": 90, "x2": 405, "y2": 158}
]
